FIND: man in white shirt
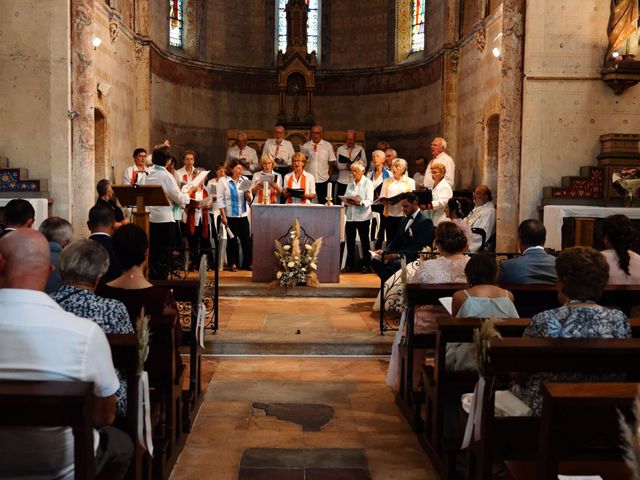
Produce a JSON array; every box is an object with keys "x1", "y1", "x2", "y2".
[
  {"x1": 384, "y1": 148, "x2": 397, "y2": 170},
  {"x1": 465, "y1": 184, "x2": 496, "y2": 252},
  {"x1": 301, "y1": 124, "x2": 337, "y2": 204},
  {"x1": 412, "y1": 156, "x2": 427, "y2": 188},
  {"x1": 0, "y1": 229, "x2": 133, "y2": 479},
  {"x1": 147, "y1": 144, "x2": 195, "y2": 279},
  {"x1": 263, "y1": 125, "x2": 295, "y2": 178},
  {"x1": 123, "y1": 147, "x2": 150, "y2": 185},
  {"x1": 226, "y1": 131, "x2": 259, "y2": 179},
  {"x1": 424, "y1": 137, "x2": 455, "y2": 189},
  {"x1": 335, "y1": 129, "x2": 365, "y2": 204}
]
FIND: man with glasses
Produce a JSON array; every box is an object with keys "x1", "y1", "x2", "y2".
[
  {"x1": 123, "y1": 148, "x2": 150, "y2": 186},
  {"x1": 263, "y1": 125, "x2": 295, "y2": 178}
]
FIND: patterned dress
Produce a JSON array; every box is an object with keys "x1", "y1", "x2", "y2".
[
  {"x1": 510, "y1": 305, "x2": 631, "y2": 415},
  {"x1": 50, "y1": 284, "x2": 134, "y2": 416}
]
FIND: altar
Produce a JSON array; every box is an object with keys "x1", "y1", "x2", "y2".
[
  {"x1": 543, "y1": 205, "x2": 640, "y2": 250},
  {"x1": 251, "y1": 204, "x2": 343, "y2": 283}
]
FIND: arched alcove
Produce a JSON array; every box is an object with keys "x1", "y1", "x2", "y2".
[
  {"x1": 484, "y1": 113, "x2": 499, "y2": 188},
  {"x1": 94, "y1": 108, "x2": 108, "y2": 182}
]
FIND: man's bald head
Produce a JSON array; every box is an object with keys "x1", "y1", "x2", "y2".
[{"x1": 0, "y1": 228, "x2": 52, "y2": 291}]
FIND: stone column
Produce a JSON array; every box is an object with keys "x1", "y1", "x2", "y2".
[
  {"x1": 496, "y1": 0, "x2": 525, "y2": 251},
  {"x1": 442, "y1": 0, "x2": 460, "y2": 166},
  {"x1": 70, "y1": 0, "x2": 96, "y2": 235},
  {"x1": 133, "y1": 0, "x2": 151, "y2": 150}
]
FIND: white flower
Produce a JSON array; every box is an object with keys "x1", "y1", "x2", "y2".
[
  {"x1": 309, "y1": 263, "x2": 317, "y2": 270},
  {"x1": 287, "y1": 261, "x2": 295, "y2": 268},
  {"x1": 283, "y1": 245, "x2": 291, "y2": 250},
  {"x1": 301, "y1": 268, "x2": 306, "y2": 272},
  {"x1": 294, "y1": 256, "x2": 299, "y2": 260},
  {"x1": 305, "y1": 244, "x2": 312, "y2": 250},
  {"x1": 276, "y1": 271, "x2": 283, "y2": 278}
]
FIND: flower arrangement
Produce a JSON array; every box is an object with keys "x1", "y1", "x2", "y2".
[
  {"x1": 613, "y1": 168, "x2": 640, "y2": 207},
  {"x1": 273, "y1": 219, "x2": 322, "y2": 287},
  {"x1": 136, "y1": 307, "x2": 151, "y2": 374}
]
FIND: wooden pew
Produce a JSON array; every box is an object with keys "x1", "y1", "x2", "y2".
[
  {"x1": 0, "y1": 380, "x2": 96, "y2": 479},
  {"x1": 466, "y1": 337, "x2": 640, "y2": 480},
  {"x1": 152, "y1": 279, "x2": 204, "y2": 433},
  {"x1": 506, "y1": 382, "x2": 636, "y2": 480},
  {"x1": 421, "y1": 317, "x2": 640, "y2": 480},
  {"x1": 421, "y1": 318, "x2": 530, "y2": 479},
  {"x1": 107, "y1": 333, "x2": 148, "y2": 480},
  {"x1": 146, "y1": 313, "x2": 186, "y2": 480},
  {"x1": 401, "y1": 283, "x2": 640, "y2": 432}
]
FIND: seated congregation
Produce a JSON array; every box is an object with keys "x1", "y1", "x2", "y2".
[
  {"x1": 384, "y1": 211, "x2": 640, "y2": 479},
  {"x1": 0, "y1": 197, "x2": 202, "y2": 479}
]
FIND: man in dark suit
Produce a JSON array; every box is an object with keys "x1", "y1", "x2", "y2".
[
  {"x1": 371, "y1": 192, "x2": 435, "y2": 282},
  {"x1": 88, "y1": 204, "x2": 123, "y2": 283},
  {"x1": 0, "y1": 199, "x2": 35, "y2": 238},
  {"x1": 498, "y1": 219, "x2": 557, "y2": 284}
]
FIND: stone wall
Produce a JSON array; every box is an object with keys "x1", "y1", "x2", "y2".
[
  {"x1": 94, "y1": 3, "x2": 140, "y2": 185},
  {"x1": 0, "y1": 0, "x2": 72, "y2": 218},
  {"x1": 323, "y1": 0, "x2": 389, "y2": 69},
  {"x1": 519, "y1": 0, "x2": 640, "y2": 220},
  {"x1": 455, "y1": 10, "x2": 502, "y2": 191}
]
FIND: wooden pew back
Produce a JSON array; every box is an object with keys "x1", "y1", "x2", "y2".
[
  {"x1": 469, "y1": 337, "x2": 640, "y2": 480},
  {"x1": 0, "y1": 380, "x2": 95, "y2": 479}
]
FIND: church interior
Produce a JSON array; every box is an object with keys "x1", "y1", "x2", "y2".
[{"x1": 2, "y1": 0, "x2": 640, "y2": 479}]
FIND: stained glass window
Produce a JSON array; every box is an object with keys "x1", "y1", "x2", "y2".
[
  {"x1": 411, "y1": 0, "x2": 425, "y2": 52},
  {"x1": 169, "y1": 0, "x2": 183, "y2": 48},
  {"x1": 277, "y1": 0, "x2": 320, "y2": 54}
]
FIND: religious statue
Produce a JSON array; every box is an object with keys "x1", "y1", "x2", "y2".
[{"x1": 607, "y1": 0, "x2": 640, "y2": 60}]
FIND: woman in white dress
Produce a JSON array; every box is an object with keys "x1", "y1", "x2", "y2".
[
  {"x1": 429, "y1": 162, "x2": 453, "y2": 226},
  {"x1": 386, "y1": 222, "x2": 469, "y2": 389},
  {"x1": 367, "y1": 149, "x2": 391, "y2": 248},
  {"x1": 601, "y1": 214, "x2": 640, "y2": 284}
]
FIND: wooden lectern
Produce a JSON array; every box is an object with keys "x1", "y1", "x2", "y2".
[{"x1": 112, "y1": 185, "x2": 169, "y2": 237}]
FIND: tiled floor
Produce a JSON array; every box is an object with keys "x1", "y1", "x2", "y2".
[
  {"x1": 171, "y1": 295, "x2": 436, "y2": 480},
  {"x1": 171, "y1": 357, "x2": 438, "y2": 480}
]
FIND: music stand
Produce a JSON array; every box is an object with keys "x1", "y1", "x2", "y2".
[{"x1": 112, "y1": 185, "x2": 169, "y2": 238}]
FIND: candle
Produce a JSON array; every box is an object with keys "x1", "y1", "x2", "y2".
[
  {"x1": 263, "y1": 181, "x2": 270, "y2": 204},
  {"x1": 327, "y1": 183, "x2": 332, "y2": 199}
]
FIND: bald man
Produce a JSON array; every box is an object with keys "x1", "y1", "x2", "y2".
[{"x1": 0, "y1": 229, "x2": 133, "y2": 478}]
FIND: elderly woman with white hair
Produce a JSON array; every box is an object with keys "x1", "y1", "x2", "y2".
[
  {"x1": 429, "y1": 162, "x2": 453, "y2": 225},
  {"x1": 50, "y1": 239, "x2": 134, "y2": 417},
  {"x1": 343, "y1": 160, "x2": 375, "y2": 273},
  {"x1": 367, "y1": 149, "x2": 392, "y2": 248},
  {"x1": 379, "y1": 158, "x2": 415, "y2": 246},
  {"x1": 251, "y1": 153, "x2": 284, "y2": 204}
]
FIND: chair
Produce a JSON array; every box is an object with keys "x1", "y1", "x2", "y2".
[
  {"x1": 470, "y1": 227, "x2": 486, "y2": 251},
  {"x1": 0, "y1": 380, "x2": 96, "y2": 479}
]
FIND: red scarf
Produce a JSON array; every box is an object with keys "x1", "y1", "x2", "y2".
[
  {"x1": 286, "y1": 173, "x2": 307, "y2": 204},
  {"x1": 187, "y1": 190, "x2": 209, "y2": 237}
]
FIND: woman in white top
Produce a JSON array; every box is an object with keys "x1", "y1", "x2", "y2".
[
  {"x1": 283, "y1": 152, "x2": 316, "y2": 204},
  {"x1": 601, "y1": 214, "x2": 640, "y2": 284},
  {"x1": 251, "y1": 153, "x2": 284, "y2": 205},
  {"x1": 367, "y1": 149, "x2": 392, "y2": 248},
  {"x1": 343, "y1": 161, "x2": 374, "y2": 273},
  {"x1": 444, "y1": 197, "x2": 474, "y2": 251},
  {"x1": 217, "y1": 159, "x2": 253, "y2": 271},
  {"x1": 429, "y1": 162, "x2": 453, "y2": 226},
  {"x1": 146, "y1": 144, "x2": 195, "y2": 279},
  {"x1": 380, "y1": 158, "x2": 415, "y2": 246},
  {"x1": 206, "y1": 162, "x2": 227, "y2": 237}
]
